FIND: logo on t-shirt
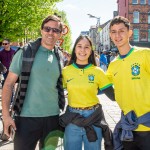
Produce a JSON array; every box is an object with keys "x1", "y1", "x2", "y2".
[
  {"x1": 67, "y1": 78, "x2": 74, "y2": 82},
  {"x1": 131, "y1": 63, "x2": 140, "y2": 79},
  {"x1": 88, "y1": 74, "x2": 95, "y2": 83}
]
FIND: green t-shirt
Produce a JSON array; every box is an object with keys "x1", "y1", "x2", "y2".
[{"x1": 10, "y1": 46, "x2": 60, "y2": 117}]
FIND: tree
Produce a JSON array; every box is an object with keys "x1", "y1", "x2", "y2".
[
  {"x1": 54, "y1": 11, "x2": 72, "y2": 52},
  {"x1": 0, "y1": 0, "x2": 63, "y2": 42}
]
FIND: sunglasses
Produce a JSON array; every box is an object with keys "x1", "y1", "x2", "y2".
[
  {"x1": 2, "y1": 43, "x2": 9, "y2": 45},
  {"x1": 43, "y1": 26, "x2": 61, "y2": 34}
]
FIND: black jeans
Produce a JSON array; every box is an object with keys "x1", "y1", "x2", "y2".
[
  {"x1": 14, "y1": 115, "x2": 60, "y2": 150},
  {"x1": 122, "y1": 131, "x2": 150, "y2": 150}
]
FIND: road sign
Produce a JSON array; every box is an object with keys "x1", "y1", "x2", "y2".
[
  {"x1": 62, "y1": 25, "x2": 69, "y2": 35},
  {"x1": 56, "y1": 38, "x2": 64, "y2": 46}
]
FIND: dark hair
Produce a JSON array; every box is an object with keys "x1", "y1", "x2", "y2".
[
  {"x1": 41, "y1": 15, "x2": 63, "y2": 32},
  {"x1": 3, "y1": 38, "x2": 10, "y2": 43},
  {"x1": 68, "y1": 35, "x2": 96, "y2": 66},
  {"x1": 109, "y1": 16, "x2": 131, "y2": 30}
]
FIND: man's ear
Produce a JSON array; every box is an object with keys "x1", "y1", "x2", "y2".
[{"x1": 129, "y1": 29, "x2": 133, "y2": 37}]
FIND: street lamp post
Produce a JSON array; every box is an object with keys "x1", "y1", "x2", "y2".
[{"x1": 87, "y1": 14, "x2": 101, "y2": 54}]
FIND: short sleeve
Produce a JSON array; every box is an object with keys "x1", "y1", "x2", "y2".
[
  {"x1": 9, "y1": 49, "x2": 23, "y2": 75},
  {"x1": 97, "y1": 68, "x2": 112, "y2": 90}
]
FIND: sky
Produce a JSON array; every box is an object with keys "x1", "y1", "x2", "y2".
[{"x1": 56, "y1": 0, "x2": 118, "y2": 44}]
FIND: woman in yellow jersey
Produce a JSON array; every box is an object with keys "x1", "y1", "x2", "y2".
[{"x1": 60, "y1": 35, "x2": 115, "y2": 150}]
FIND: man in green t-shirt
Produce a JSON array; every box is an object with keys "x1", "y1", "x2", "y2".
[{"x1": 2, "y1": 15, "x2": 65, "y2": 150}]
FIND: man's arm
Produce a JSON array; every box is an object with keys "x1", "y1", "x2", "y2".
[
  {"x1": 102, "y1": 86, "x2": 115, "y2": 101},
  {"x1": 2, "y1": 71, "x2": 18, "y2": 136}
]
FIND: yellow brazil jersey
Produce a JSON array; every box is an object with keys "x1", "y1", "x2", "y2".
[
  {"x1": 106, "y1": 47, "x2": 150, "y2": 131},
  {"x1": 62, "y1": 63, "x2": 112, "y2": 108}
]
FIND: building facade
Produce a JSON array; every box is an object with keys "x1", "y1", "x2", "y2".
[
  {"x1": 89, "y1": 25, "x2": 97, "y2": 50},
  {"x1": 99, "y1": 21, "x2": 111, "y2": 52},
  {"x1": 117, "y1": 0, "x2": 150, "y2": 47}
]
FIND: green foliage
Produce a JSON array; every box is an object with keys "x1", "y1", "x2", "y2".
[
  {"x1": 0, "y1": 0, "x2": 72, "y2": 52},
  {"x1": 54, "y1": 10, "x2": 72, "y2": 53},
  {"x1": 0, "y1": 0, "x2": 63, "y2": 42}
]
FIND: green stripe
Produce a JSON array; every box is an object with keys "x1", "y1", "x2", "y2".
[
  {"x1": 118, "y1": 47, "x2": 134, "y2": 60},
  {"x1": 72, "y1": 63, "x2": 92, "y2": 69},
  {"x1": 100, "y1": 84, "x2": 113, "y2": 91}
]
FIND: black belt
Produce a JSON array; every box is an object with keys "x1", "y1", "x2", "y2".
[{"x1": 69, "y1": 103, "x2": 100, "y2": 110}]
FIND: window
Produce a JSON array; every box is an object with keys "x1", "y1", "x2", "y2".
[
  {"x1": 133, "y1": 29, "x2": 139, "y2": 41},
  {"x1": 132, "y1": 0, "x2": 138, "y2": 4},
  {"x1": 149, "y1": 0, "x2": 150, "y2": 5},
  {"x1": 148, "y1": 12, "x2": 150, "y2": 24},
  {"x1": 140, "y1": 0, "x2": 146, "y2": 4},
  {"x1": 148, "y1": 29, "x2": 150, "y2": 42},
  {"x1": 133, "y1": 11, "x2": 139, "y2": 23}
]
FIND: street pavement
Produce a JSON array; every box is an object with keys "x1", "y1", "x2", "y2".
[{"x1": 0, "y1": 90, "x2": 121, "y2": 150}]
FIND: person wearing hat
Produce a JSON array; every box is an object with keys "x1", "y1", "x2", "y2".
[{"x1": 110, "y1": 51, "x2": 116, "y2": 62}]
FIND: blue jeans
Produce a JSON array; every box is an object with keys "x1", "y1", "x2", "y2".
[{"x1": 64, "y1": 107, "x2": 102, "y2": 150}]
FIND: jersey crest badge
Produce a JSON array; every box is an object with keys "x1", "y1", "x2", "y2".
[
  {"x1": 131, "y1": 63, "x2": 140, "y2": 76},
  {"x1": 88, "y1": 74, "x2": 95, "y2": 83}
]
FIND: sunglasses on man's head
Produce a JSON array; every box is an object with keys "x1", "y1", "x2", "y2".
[
  {"x1": 43, "y1": 26, "x2": 61, "y2": 34},
  {"x1": 2, "y1": 43, "x2": 9, "y2": 45}
]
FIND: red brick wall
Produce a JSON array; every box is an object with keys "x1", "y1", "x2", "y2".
[{"x1": 118, "y1": 0, "x2": 150, "y2": 43}]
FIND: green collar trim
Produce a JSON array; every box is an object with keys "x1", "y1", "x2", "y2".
[
  {"x1": 72, "y1": 63, "x2": 92, "y2": 69},
  {"x1": 118, "y1": 47, "x2": 134, "y2": 60}
]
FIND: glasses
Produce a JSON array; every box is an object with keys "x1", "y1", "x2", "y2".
[
  {"x1": 2, "y1": 43, "x2": 9, "y2": 45},
  {"x1": 43, "y1": 26, "x2": 61, "y2": 34}
]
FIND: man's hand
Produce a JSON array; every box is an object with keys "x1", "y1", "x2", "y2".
[{"x1": 2, "y1": 116, "x2": 16, "y2": 137}]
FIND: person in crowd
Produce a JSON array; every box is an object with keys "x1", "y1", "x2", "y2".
[
  {"x1": 94, "y1": 52, "x2": 100, "y2": 67},
  {"x1": 109, "y1": 51, "x2": 116, "y2": 62},
  {"x1": 60, "y1": 35, "x2": 115, "y2": 150},
  {"x1": 0, "y1": 39, "x2": 15, "y2": 87},
  {"x1": 63, "y1": 51, "x2": 71, "y2": 66},
  {"x1": 2, "y1": 15, "x2": 65, "y2": 150},
  {"x1": 100, "y1": 49, "x2": 108, "y2": 72},
  {"x1": 107, "y1": 16, "x2": 150, "y2": 150}
]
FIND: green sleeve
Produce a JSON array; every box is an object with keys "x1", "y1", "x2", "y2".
[{"x1": 9, "y1": 49, "x2": 23, "y2": 75}]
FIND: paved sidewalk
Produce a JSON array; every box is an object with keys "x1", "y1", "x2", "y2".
[{"x1": 0, "y1": 93, "x2": 121, "y2": 150}]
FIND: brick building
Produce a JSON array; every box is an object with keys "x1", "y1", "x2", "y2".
[{"x1": 117, "y1": 0, "x2": 150, "y2": 47}]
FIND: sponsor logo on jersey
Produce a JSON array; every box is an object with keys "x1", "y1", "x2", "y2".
[
  {"x1": 114, "y1": 72, "x2": 118, "y2": 76},
  {"x1": 67, "y1": 78, "x2": 74, "y2": 82}
]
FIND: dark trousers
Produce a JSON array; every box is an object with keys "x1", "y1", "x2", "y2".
[
  {"x1": 122, "y1": 131, "x2": 150, "y2": 150},
  {"x1": 14, "y1": 115, "x2": 60, "y2": 150}
]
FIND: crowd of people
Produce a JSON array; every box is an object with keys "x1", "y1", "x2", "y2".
[{"x1": 0, "y1": 14, "x2": 150, "y2": 150}]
